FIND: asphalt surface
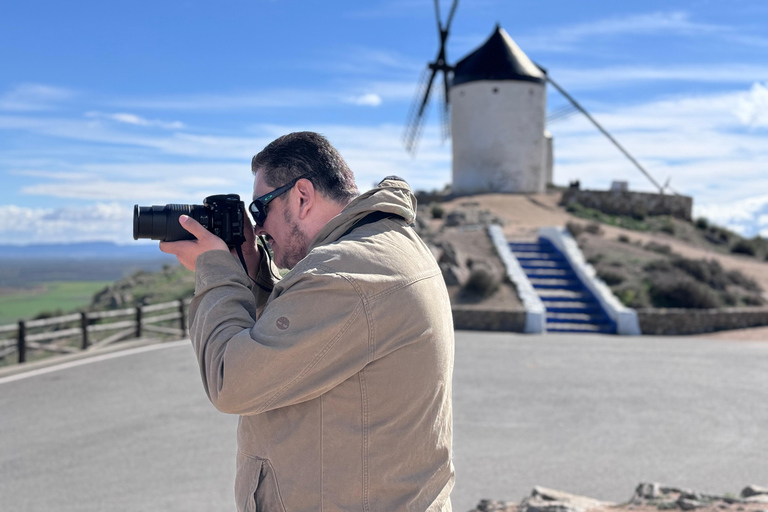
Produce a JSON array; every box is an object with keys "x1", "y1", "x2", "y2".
[{"x1": 1, "y1": 332, "x2": 767, "y2": 512}]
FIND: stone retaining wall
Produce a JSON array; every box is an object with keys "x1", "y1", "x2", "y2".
[
  {"x1": 452, "y1": 306, "x2": 526, "y2": 332},
  {"x1": 561, "y1": 189, "x2": 693, "y2": 220},
  {"x1": 638, "y1": 307, "x2": 768, "y2": 335}
]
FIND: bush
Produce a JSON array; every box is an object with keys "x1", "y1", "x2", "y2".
[
  {"x1": 660, "y1": 217, "x2": 676, "y2": 235},
  {"x1": 644, "y1": 241, "x2": 673, "y2": 255},
  {"x1": 644, "y1": 259, "x2": 673, "y2": 272},
  {"x1": 695, "y1": 217, "x2": 709, "y2": 230},
  {"x1": 648, "y1": 274, "x2": 720, "y2": 309},
  {"x1": 566, "y1": 221, "x2": 585, "y2": 237},
  {"x1": 585, "y1": 222, "x2": 603, "y2": 235},
  {"x1": 704, "y1": 226, "x2": 736, "y2": 246},
  {"x1": 461, "y1": 263, "x2": 500, "y2": 299},
  {"x1": 430, "y1": 202, "x2": 445, "y2": 219},
  {"x1": 618, "y1": 234, "x2": 630, "y2": 243},
  {"x1": 597, "y1": 268, "x2": 626, "y2": 286},
  {"x1": 672, "y1": 257, "x2": 729, "y2": 291},
  {"x1": 731, "y1": 239, "x2": 757, "y2": 256},
  {"x1": 743, "y1": 295, "x2": 764, "y2": 306},
  {"x1": 726, "y1": 269, "x2": 762, "y2": 293}
]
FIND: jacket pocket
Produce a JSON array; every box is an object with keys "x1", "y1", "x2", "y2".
[{"x1": 235, "y1": 451, "x2": 286, "y2": 512}]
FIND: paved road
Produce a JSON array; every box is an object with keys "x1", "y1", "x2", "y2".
[{"x1": 1, "y1": 333, "x2": 767, "y2": 512}]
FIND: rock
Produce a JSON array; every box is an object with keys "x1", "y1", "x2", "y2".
[
  {"x1": 440, "y1": 263, "x2": 469, "y2": 286},
  {"x1": 437, "y1": 241, "x2": 462, "y2": 267},
  {"x1": 470, "y1": 499, "x2": 517, "y2": 512},
  {"x1": 677, "y1": 498, "x2": 702, "y2": 510},
  {"x1": 522, "y1": 486, "x2": 614, "y2": 512},
  {"x1": 636, "y1": 482, "x2": 662, "y2": 500},
  {"x1": 745, "y1": 496, "x2": 768, "y2": 504},
  {"x1": 742, "y1": 486, "x2": 768, "y2": 498},
  {"x1": 444, "y1": 210, "x2": 467, "y2": 227}
]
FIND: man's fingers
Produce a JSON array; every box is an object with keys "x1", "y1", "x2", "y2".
[{"x1": 178, "y1": 215, "x2": 211, "y2": 239}]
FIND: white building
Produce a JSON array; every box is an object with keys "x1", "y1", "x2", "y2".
[{"x1": 450, "y1": 25, "x2": 553, "y2": 195}]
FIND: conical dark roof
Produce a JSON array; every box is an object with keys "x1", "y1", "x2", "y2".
[{"x1": 452, "y1": 25, "x2": 545, "y2": 86}]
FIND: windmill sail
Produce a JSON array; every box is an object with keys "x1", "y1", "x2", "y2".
[{"x1": 403, "y1": 0, "x2": 458, "y2": 156}]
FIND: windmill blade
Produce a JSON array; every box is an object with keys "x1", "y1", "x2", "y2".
[
  {"x1": 444, "y1": 0, "x2": 459, "y2": 32},
  {"x1": 440, "y1": 76, "x2": 451, "y2": 141},
  {"x1": 404, "y1": 66, "x2": 438, "y2": 155},
  {"x1": 545, "y1": 74, "x2": 666, "y2": 194},
  {"x1": 546, "y1": 104, "x2": 578, "y2": 125},
  {"x1": 434, "y1": 0, "x2": 444, "y2": 33}
]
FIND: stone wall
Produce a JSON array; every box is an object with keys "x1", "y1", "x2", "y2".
[
  {"x1": 637, "y1": 307, "x2": 768, "y2": 335},
  {"x1": 452, "y1": 306, "x2": 526, "y2": 332},
  {"x1": 561, "y1": 189, "x2": 693, "y2": 220}
]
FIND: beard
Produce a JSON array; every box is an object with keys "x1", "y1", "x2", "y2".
[{"x1": 276, "y1": 206, "x2": 310, "y2": 269}]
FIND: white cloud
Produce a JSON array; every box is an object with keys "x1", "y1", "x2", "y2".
[
  {"x1": 0, "y1": 84, "x2": 74, "y2": 111},
  {"x1": 518, "y1": 11, "x2": 768, "y2": 53},
  {"x1": 550, "y1": 65, "x2": 768, "y2": 91},
  {"x1": 346, "y1": 93, "x2": 383, "y2": 107},
  {"x1": 736, "y1": 82, "x2": 768, "y2": 127},
  {"x1": 84, "y1": 111, "x2": 185, "y2": 130},
  {"x1": 0, "y1": 203, "x2": 134, "y2": 245}
]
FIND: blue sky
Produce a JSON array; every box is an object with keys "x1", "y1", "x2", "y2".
[{"x1": 1, "y1": 0, "x2": 767, "y2": 245}]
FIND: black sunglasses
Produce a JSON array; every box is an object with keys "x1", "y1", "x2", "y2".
[{"x1": 249, "y1": 175, "x2": 308, "y2": 226}]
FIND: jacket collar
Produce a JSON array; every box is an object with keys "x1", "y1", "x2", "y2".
[{"x1": 307, "y1": 177, "x2": 417, "y2": 253}]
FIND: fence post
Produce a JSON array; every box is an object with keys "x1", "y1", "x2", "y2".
[
  {"x1": 17, "y1": 320, "x2": 26, "y2": 364},
  {"x1": 178, "y1": 300, "x2": 186, "y2": 336},
  {"x1": 81, "y1": 312, "x2": 90, "y2": 350},
  {"x1": 136, "y1": 307, "x2": 142, "y2": 338}
]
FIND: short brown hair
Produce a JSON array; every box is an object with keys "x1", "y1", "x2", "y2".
[{"x1": 251, "y1": 132, "x2": 358, "y2": 204}]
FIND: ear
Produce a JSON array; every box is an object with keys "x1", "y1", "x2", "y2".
[{"x1": 293, "y1": 178, "x2": 316, "y2": 220}]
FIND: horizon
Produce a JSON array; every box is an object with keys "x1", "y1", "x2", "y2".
[{"x1": 1, "y1": 0, "x2": 767, "y2": 245}]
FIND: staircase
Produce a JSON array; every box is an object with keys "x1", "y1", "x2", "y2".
[{"x1": 508, "y1": 239, "x2": 615, "y2": 334}]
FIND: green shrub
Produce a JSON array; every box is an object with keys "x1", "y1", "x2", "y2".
[
  {"x1": 644, "y1": 241, "x2": 673, "y2": 255},
  {"x1": 660, "y1": 217, "x2": 676, "y2": 235},
  {"x1": 672, "y1": 257, "x2": 729, "y2": 290},
  {"x1": 731, "y1": 239, "x2": 757, "y2": 256},
  {"x1": 649, "y1": 274, "x2": 720, "y2": 309},
  {"x1": 726, "y1": 269, "x2": 762, "y2": 292},
  {"x1": 704, "y1": 226, "x2": 736, "y2": 246},
  {"x1": 430, "y1": 202, "x2": 445, "y2": 219},
  {"x1": 597, "y1": 268, "x2": 626, "y2": 286},
  {"x1": 461, "y1": 264, "x2": 500, "y2": 299},
  {"x1": 585, "y1": 222, "x2": 603, "y2": 235},
  {"x1": 644, "y1": 259, "x2": 673, "y2": 272},
  {"x1": 566, "y1": 221, "x2": 585, "y2": 237},
  {"x1": 743, "y1": 295, "x2": 764, "y2": 306},
  {"x1": 695, "y1": 217, "x2": 709, "y2": 230}
]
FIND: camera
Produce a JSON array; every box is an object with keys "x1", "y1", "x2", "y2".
[{"x1": 133, "y1": 194, "x2": 247, "y2": 248}]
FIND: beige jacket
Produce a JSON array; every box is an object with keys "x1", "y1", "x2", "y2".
[{"x1": 189, "y1": 178, "x2": 454, "y2": 512}]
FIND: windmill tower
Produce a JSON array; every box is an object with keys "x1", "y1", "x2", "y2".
[{"x1": 451, "y1": 25, "x2": 551, "y2": 194}]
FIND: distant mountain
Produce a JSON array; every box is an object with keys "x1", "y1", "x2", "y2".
[{"x1": 0, "y1": 241, "x2": 175, "y2": 261}]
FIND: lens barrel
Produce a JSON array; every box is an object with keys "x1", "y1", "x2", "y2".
[{"x1": 133, "y1": 204, "x2": 206, "y2": 242}]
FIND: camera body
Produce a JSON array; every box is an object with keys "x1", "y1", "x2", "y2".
[{"x1": 133, "y1": 194, "x2": 246, "y2": 248}]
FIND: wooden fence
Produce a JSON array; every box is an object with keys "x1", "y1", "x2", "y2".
[{"x1": 0, "y1": 299, "x2": 192, "y2": 364}]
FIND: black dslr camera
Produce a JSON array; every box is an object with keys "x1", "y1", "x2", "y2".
[{"x1": 133, "y1": 194, "x2": 246, "y2": 248}]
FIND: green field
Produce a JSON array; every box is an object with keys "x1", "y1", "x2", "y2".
[{"x1": 0, "y1": 281, "x2": 111, "y2": 326}]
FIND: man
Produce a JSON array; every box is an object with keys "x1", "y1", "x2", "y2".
[{"x1": 160, "y1": 132, "x2": 454, "y2": 511}]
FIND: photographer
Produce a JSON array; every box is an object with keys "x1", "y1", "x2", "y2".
[{"x1": 160, "y1": 132, "x2": 454, "y2": 512}]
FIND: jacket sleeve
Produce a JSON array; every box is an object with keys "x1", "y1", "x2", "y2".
[{"x1": 188, "y1": 250, "x2": 370, "y2": 416}]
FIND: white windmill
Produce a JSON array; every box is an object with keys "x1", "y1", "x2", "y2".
[{"x1": 404, "y1": 0, "x2": 668, "y2": 196}]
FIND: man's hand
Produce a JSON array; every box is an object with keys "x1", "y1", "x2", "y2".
[
  {"x1": 159, "y1": 215, "x2": 228, "y2": 271},
  {"x1": 232, "y1": 213, "x2": 263, "y2": 280}
]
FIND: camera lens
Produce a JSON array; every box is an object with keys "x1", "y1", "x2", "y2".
[{"x1": 133, "y1": 203, "x2": 206, "y2": 242}]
